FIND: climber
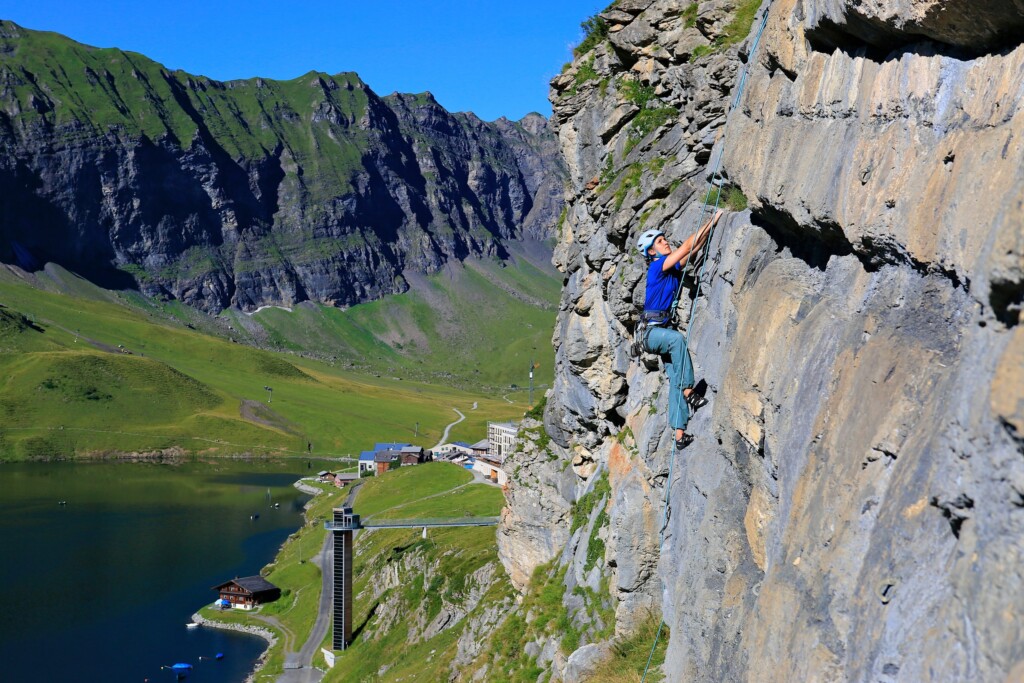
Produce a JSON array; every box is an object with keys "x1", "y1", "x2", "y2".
[{"x1": 636, "y1": 209, "x2": 722, "y2": 450}]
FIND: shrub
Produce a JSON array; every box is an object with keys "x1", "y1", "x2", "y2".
[
  {"x1": 525, "y1": 393, "x2": 547, "y2": 421},
  {"x1": 631, "y1": 106, "x2": 677, "y2": 140},
  {"x1": 619, "y1": 78, "x2": 656, "y2": 109},
  {"x1": 575, "y1": 58, "x2": 599, "y2": 87},
  {"x1": 574, "y1": 15, "x2": 609, "y2": 57}
]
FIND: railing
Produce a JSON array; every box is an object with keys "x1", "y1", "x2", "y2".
[
  {"x1": 365, "y1": 516, "x2": 499, "y2": 528},
  {"x1": 326, "y1": 516, "x2": 499, "y2": 531}
]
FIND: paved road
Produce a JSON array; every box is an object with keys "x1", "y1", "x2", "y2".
[
  {"x1": 432, "y1": 407, "x2": 466, "y2": 450},
  {"x1": 277, "y1": 483, "x2": 362, "y2": 683}
]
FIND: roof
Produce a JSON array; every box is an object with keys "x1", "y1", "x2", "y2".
[
  {"x1": 400, "y1": 446, "x2": 423, "y2": 453},
  {"x1": 374, "y1": 442, "x2": 410, "y2": 452},
  {"x1": 359, "y1": 451, "x2": 376, "y2": 461},
  {"x1": 213, "y1": 575, "x2": 279, "y2": 594},
  {"x1": 317, "y1": 470, "x2": 331, "y2": 476},
  {"x1": 374, "y1": 450, "x2": 401, "y2": 462},
  {"x1": 452, "y1": 441, "x2": 471, "y2": 448},
  {"x1": 335, "y1": 472, "x2": 359, "y2": 480},
  {"x1": 470, "y1": 439, "x2": 489, "y2": 450}
]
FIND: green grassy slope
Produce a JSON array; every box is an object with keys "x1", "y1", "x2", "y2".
[
  {"x1": 0, "y1": 270, "x2": 526, "y2": 460},
  {"x1": 325, "y1": 463, "x2": 509, "y2": 682},
  {"x1": 224, "y1": 250, "x2": 560, "y2": 390},
  {"x1": 197, "y1": 462, "x2": 508, "y2": 682}
]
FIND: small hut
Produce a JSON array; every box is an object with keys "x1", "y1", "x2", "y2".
[{"x1": 212, "y1": 576, "x2": 281, "y2": 610}]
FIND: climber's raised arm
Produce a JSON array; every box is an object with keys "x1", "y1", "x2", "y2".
[{"x1": 662, "y1": 209, "x2": 723, "y2": 271}]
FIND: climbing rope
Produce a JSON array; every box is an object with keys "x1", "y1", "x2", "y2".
[{"x1": 640, "y1": 6, "x2": 773, "y2": 681}]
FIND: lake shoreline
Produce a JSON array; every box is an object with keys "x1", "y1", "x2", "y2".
[
  {"x1": 190, "y1": 612, "x2": 278, "y2": 683},
  {"x1": 189, "y1": 476, "x2": 334, "y2": 681},
  {"x1": 0, "y1": 450, "x2": 359, "y2": 465},
  {"x1": 0, "y1": 460, "x2": 313, "y2": 682}
]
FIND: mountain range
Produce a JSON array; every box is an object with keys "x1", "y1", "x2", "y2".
[{"x1": 0, "y1": 19, "x2": 565, "y2": 314}]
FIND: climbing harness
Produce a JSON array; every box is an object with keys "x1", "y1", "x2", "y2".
[
  {"x1": 639, "y1": 6, "x2": 774, "y2": 682},
  {"x1": 630, "y1": 309, "x2": 673, "y2": 358}
]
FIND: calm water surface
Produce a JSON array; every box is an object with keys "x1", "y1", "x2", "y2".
[{"x1": 0, "y1": 459, "x2": 321, "y2": 683}]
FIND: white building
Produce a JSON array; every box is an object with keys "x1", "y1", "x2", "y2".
[
  {"x1": 487, "y1": 421, "x2": 518, "y2": 462},
  {"x1": 473, "y1": 456, "x2": 508, "y2": 487}
]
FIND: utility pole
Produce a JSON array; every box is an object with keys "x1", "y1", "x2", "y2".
[
  {"x1": 529, "y1": 359, "x2": 535, "y2": 407},
  {"x1": 415, "y1": 422, "x2": 419, "y2": 438}
]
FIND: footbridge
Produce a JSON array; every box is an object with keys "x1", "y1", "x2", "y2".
[
  {"x1": 324, "y1": 507, "x2": 499, "y2": 652},
  {"x1": 327, "y1": 515, "x2": 499, "y2": 531}
]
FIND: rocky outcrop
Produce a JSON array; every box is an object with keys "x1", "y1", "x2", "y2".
[
  {"x1": 498, "y1": 0, "x2": 1023, "y2": 681},
  {"x1": 0, "y1": 21, "x2": 565, "y2": 312}
]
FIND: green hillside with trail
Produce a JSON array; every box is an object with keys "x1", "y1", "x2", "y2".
[{"x1": 0, "y1": 266, "x2": 529, "y2": 460}]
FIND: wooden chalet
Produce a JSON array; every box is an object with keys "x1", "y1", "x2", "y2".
[
  {"x1": 212, "y1": 576, "x2": 281, "y2": 610},
  {"x1": 334, "y1": 472, "x2": 359, "y2": 487},
  {"x1": 400, "y1": 445, "x2": 425, "y2": 466},
  {"x1": 374, "y1": 450, "x2": 401, "y2": 475}
]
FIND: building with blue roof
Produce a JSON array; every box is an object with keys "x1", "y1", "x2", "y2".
[{"x1": 358, "y1": 451, "x2": 376, "y2": 474}]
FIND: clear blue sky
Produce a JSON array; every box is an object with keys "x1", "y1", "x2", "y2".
[{"x1": 0, "y1": 0, "x2": 607, "y2": 121}]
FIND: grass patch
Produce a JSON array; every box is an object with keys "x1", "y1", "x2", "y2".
[
  {"x1": 614, "y1": 163, "x2": 644, "y2": 210},
  {"x1": 690, "y1": 43, "x2": 717, "y2": 61},
  {"x1": 703, "y1": 184, "x2": 748, "y2": 211},
  {"x1": 244, "y1": 254, "x2": 559, "y2": 392},
  {"x1": 682, "y1": 3, "x2": 699, "y2": 28},
  {"x1": 721, "y1": 0, "x2": 763, "y2": 47},
  {"x1": 585, "y1": 506, "x2": 609, "y2": 572},
  {"x1": 571, "y1": 471, "x2": 611, "y2": 534},
  {"x1": 618, "y1": 77, "x2": 679, "y2": 150},
  {"x1": 631, "y1": 106, "x2": 678, "y2": 140},
  {"x1": 619, "y1": 78, "x2": 656, "y2": 109},
  {"x1": 566, "y1": 56, "x2": 600, "y2": 96},
  {"x1": 355, "y1": 462, "x2": 473, "y2": 519},
  {"x1": 475, "y1": 561, "x2": 579, "y2": 681},
  {"x1": 587, "y1": 615, "x2": 670, "y2": 683}
]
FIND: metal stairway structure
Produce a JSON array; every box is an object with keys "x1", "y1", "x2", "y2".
[{"x1": 324, "y1": 507, "x2": 499, "y2": 651}]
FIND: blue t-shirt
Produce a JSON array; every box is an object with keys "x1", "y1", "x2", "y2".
[{"x1": 644, "y1": 255, "x2": 681, "y2": 314}]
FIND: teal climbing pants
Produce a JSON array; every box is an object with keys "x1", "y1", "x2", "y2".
[{"x1": 645, "y1": 325, "x2": 694, "y2": 431}]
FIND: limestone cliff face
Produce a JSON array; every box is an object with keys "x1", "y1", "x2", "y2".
[
  {"x1": 498, "y1": 1, "x2": 1023, "y2": 680},
  {"x1": 0, "y1": 21, "x2": 565, "y2": 312}
]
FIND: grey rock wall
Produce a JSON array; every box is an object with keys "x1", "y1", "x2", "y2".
[{"x1": 497, "y1": 0, "x2": 1023, "y2": 680}]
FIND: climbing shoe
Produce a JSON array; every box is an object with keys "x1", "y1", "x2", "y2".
[
  {"x1": 675, "y1": 433, "x2": 694, "y2": 450},
  {"x1": 685, "y1": 392, "x2": 708, "y2": 413}
]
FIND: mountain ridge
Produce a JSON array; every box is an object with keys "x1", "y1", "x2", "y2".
[{"x1": 0, "y1": 19, "x2": 566, "y2": 313}]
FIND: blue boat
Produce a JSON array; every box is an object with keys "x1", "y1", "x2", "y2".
[{"x1": 161, "y1": 662, "x2": 193, "y2": 680}]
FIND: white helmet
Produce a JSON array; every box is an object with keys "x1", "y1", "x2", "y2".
[{"x1": 636, "y1": 229, "x2": 663, "y2": 255}]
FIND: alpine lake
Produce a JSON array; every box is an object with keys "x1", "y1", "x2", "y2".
[{"x1": 0, "y1": 458, "x2": 329, "y2": 682}]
